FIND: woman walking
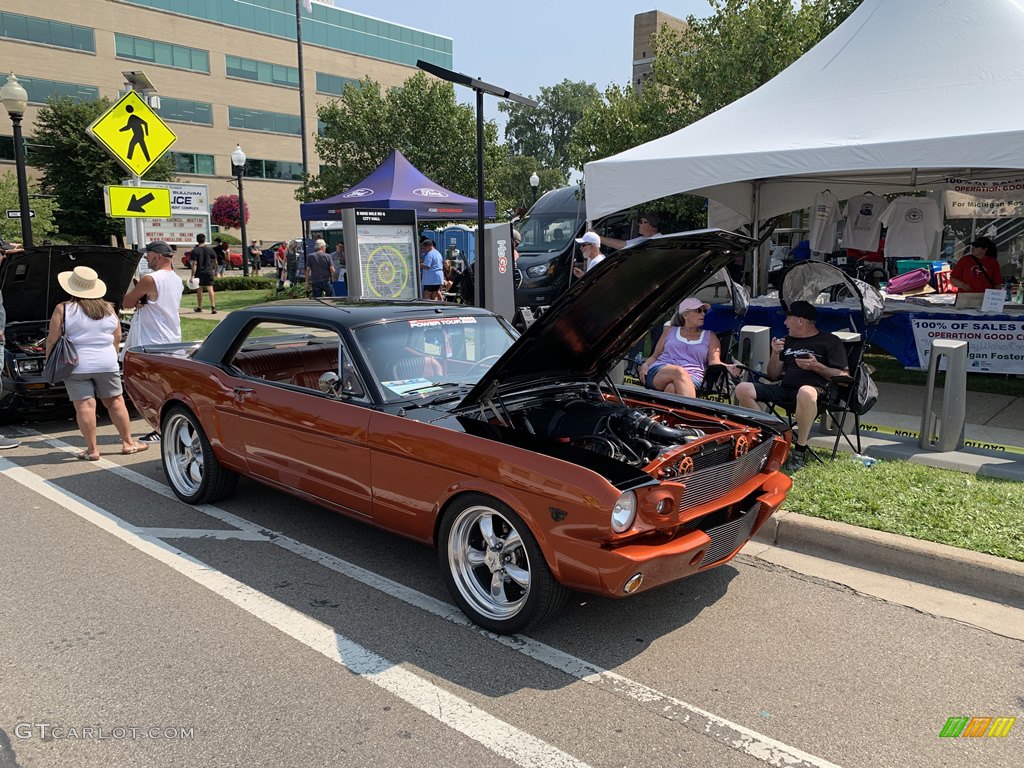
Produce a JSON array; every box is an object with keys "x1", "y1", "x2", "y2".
[{"x1": 45, "y1": 266, "x2": 148, "y2": 460}]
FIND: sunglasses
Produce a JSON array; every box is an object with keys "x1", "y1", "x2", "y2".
[{"x1": 683, "y1": 307, "x2": 707, "y2": 314}]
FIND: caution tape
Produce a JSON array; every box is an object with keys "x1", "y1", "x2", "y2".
[{"x1": 858, "y1": 421, "x2": 1024, "y2": 455}]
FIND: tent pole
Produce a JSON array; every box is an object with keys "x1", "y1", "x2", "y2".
[{"x1": 752, "y1": 180, "x2": 763, "y2": 296}]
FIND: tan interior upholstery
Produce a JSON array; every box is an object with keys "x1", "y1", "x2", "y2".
[{"x1": 232, "y1": 345, "x2": 338, "y2": 389}]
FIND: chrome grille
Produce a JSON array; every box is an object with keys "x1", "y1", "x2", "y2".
[
  {"x1": 677, "y1": 439, "x2": 773, "y2": 512},
  {"x1": 701, "y1": 502, "x2": 762, "y2": 566}
]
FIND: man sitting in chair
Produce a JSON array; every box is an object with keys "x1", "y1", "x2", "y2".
[{"x1": 734, "y1": 300, "x2": 848, "y2": 470}]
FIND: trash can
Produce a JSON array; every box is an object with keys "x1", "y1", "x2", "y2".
[{"x1": 919, "y1": 339, "x2": 968, "y2": 452}]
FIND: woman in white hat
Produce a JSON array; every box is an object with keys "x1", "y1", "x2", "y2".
[{"x1": 44, "y1": 266, "x2": 148, "y2": 460}]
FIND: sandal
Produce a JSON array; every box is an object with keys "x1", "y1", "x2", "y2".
[
  {"x1": 77, "y1": 451, "x2": 100, "y2": 461},
  {"x1": 121, "y1": 443, "x2": 150, "y2": 455}
]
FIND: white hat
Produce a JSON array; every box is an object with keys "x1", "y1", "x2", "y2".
[
  {"x1": 58, "y1": 266, "x2": 107, "y2": 300},
  {"x1": 575, "y1": 231, "x2": 601, "y2": 247}
]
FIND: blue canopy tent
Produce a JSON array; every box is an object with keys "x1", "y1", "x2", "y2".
[{"x1": 299, "y1": 150, "x2": 496, "y2": 221}]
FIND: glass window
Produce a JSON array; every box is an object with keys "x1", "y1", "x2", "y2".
[
  {"x1": 18, "y1": 77, "x2": 99, "y2": 105},
  {"x1": 114, "y1": 34, "x2": 209, "y2": 73},
  {"x1": 171, "y1": 151, "x2": 215, "y2": 175},
  {"x1": 0, "y1": 12, "x2": 95, "y2": 52},
  {"x1": 229, "y1": 107, "x2": 300, "y2": 135},
  {"x1": 225, "y1": 55, "x2": 298, "y2": 88},
  {"x1": 159, "y1": 97, "x2": 213, "y2": 125}
]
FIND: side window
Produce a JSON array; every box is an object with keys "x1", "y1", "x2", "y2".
[
  {"x1": 227, "y1": 322, "x2": 367, "y2": 399},
  {"x1": 595, "y1": 213, "x2": 632, "y2": 245}
]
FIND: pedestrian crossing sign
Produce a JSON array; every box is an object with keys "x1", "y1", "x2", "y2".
[{"x1": 87, "y1": 91, "x2": 177, "y2": 177}]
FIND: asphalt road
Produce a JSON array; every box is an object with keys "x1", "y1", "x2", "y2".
[{"x1": 1, "y1": 416, "x2": 1021, "y2": 768}]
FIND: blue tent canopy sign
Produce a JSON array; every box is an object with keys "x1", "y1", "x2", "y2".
[{"x1": 300, "y1": 150, "x2": 496, "y2": 221}]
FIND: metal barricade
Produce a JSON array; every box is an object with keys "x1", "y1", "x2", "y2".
[{"x1": 919, "y1": 339, "x2": 968, "y2": 452}]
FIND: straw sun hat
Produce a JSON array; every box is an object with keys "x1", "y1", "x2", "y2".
[{"x1": 57, "y1": 266, "x2": 107, "y2": 300}]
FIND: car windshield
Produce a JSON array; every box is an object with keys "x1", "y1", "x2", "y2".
[
  {"x1": 353, "y1": 315, "x2": 517, "y2": 402},
  {"x1": 516, "y1": 212, "x2": 584, "y2": 253}
]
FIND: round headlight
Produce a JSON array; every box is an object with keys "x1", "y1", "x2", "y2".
[{"x1": 611, "y1": 491, "x2": 637, "y2": 533}]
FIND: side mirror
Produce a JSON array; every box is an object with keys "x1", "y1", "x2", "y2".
[{"x1": 318, "y1": 371, "x2": 340, "y2": 395}]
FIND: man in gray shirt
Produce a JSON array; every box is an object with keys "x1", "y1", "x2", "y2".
[
  {"x1": 0, "y1": 239, "x2": 23, "y2": 448},
  {"x1": 305, "y1": 239, "x2": 336, "y2": 298}
]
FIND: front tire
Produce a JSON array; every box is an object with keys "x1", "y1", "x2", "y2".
[
  {"x1": 439, "y1": 494, "x2": 567, "y2": 634},
  {"x1": 161, "y1": 405, "x2": 238, "y2": 504}
]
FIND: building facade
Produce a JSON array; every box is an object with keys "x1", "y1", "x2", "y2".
[
  {"x1": 632, "y1": 10, "x2": 687, "y2": 89},
  {"x1": 0, "y1": 0, "x2": 452, "y2": 242}
]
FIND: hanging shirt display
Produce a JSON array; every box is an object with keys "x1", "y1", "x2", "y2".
[
  {"x1": 842, "y1": 194, "x2": 889, "y2": 251},
  {"x1": 808, "y1": 190, "x2": 839, "y2": 253},
  {"x1": 878, "y1": 196, "x2": 943, "y2": 259}
]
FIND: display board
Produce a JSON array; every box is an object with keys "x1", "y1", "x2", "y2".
[{"x1": 341, "y1": 208, "x2": 418, "y2": 301}]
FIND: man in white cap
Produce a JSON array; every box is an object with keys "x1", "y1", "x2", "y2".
[
  {"x1": 123, "y1": 241, "x2": 184, "y2": 443},
  {"x1": 572, "y1": 231, "x2": 605, "y2": 279}
]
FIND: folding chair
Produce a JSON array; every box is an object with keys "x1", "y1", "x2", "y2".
[{"x1": 818, "y1": 338, "x2": 869, "y2": 458}]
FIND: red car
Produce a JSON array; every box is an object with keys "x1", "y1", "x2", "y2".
[
  {"x1": 124, "y1": 230, "x2": 793, "y2": 633},
  {"x1": 181, "y1": 248, "x2": 244, "y2": 270}
]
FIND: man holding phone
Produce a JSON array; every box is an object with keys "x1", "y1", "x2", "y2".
[{"x1": 734, "y1": 300, "x2": 848, "y2": 468}]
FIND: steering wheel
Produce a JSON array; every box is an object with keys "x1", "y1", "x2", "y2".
[{"x1": 460, "y1": 354, "x2": 502, "y2": 382}]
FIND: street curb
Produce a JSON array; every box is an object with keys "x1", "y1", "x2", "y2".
[{"x1": 752, "y1": 510, "x2": 1024, "y2": 609}]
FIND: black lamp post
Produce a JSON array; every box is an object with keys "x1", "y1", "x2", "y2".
[
  {"x1": 1, "y1": 73, "x2": 33, "y2": 247},
  {"x1": 529, "y1": 171, "x2": 539, "y2": 206},
  {"x1": 231, "y1": 144, "x2": 250, "y2": 277}
]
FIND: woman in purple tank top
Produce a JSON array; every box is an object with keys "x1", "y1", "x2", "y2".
[{"x1": 638, "y1": 297, "x2": 739, "y2": 397}]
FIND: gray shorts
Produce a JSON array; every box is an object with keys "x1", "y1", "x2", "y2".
[{"x1": 64, "y1": 371, "x2": 123, "y2": 401}]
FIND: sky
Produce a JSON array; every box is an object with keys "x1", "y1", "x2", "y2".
[{"x1": 330, "y1": 1, "x2": 713, "y2": 128}]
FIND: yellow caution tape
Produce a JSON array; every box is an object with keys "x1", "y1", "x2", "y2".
[{"x1": 858, "y1": 421, "x2": 1024, "y2": 455}]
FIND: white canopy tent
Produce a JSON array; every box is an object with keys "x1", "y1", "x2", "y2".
[{"x1": 584, "y1": 0, "x2": 1024, "y2": 289}]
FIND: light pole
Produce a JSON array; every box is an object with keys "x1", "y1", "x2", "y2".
[
  {"x1": 1, "y1": 73, "x2": 33, "y2": 247},
  {"x1": 231, "y1": 144, "x2": 249, "y2": 277},
  {"x1": 529, "y1": 171, "x2": 539, "y2": 206}
]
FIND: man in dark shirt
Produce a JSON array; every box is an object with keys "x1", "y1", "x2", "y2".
[
  {"x1": 305, "y1": 239, "x2": 336, "y2": 297},
  {"x1": 191, "y1": 233, "x2": 218, "y2": 313},
  {"x1": 734, "y1": 300, "x2": 848, "y2": 468}
]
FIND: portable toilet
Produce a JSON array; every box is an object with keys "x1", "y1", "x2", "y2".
[{"x1": 442, "y1": 225, "x2": 474, "y2": 267}]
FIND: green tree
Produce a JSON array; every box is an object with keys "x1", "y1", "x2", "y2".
[
  {"x1": 31, "y1": 97, "x2": 174, "y2": 244},
  {"x1": 0, "y1": 171, "x2": 59, "y2": 243},
  {"x1": 488, "y1": 154, "x2": 566, "y2": 215},
  {"x1": 303, "y1": 72, "x2": 505, "y2": 208},
  {"x1": 499, "y1": 80, "x2": 602, "y2": 177}
]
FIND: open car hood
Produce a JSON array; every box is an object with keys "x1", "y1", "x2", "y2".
[
  {"x1": 0, "y1": 245, "x2": 141, "y2": 323},
  {"x1": 460, "y1": 229, "x2": 757, "y2": 408}
]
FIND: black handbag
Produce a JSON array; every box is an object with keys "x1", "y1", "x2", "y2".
[{"x1": 43, "y1": 303, "x2": 79, "y2": 385}]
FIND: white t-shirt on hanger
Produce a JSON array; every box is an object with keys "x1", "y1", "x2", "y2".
[
  {"x1": 878, "y1": 197, "x2": 943, "y2": 259},
  {"x1": 842, "y1": 194, "x2": 889, "y2": 251},
  {"x1": 809, "y1": 191, "x2": 839, "y2": 253}
]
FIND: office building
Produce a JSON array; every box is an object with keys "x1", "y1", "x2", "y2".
[
  {"x1": 0, "y1": 0, "x2": 452, "y2": 241},
  {"x1": 632, "y1": 10, "x2": 687, "y2": 89}
]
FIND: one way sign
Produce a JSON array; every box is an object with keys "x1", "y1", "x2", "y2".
[{"x1": 104, "y1": 185, "x2": 172, "y2": 218}]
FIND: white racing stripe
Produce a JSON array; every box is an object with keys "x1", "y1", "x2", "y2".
[
  {"x1": 0, "y1": 455, "x2": 591, "y2": 768},
  {"x1": 30, "y1": 433, "x2": 844, "y2": 768}
]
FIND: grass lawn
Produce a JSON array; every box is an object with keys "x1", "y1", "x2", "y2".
[
  {"x1": 784, "y1": 458, "x2": 1024, "y2": 561},
  {"x1": 180, "y1": 288, "x2": 275, "y2": 313}
]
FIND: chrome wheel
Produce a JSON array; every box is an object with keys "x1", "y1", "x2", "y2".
[
  {"x1": 448, "y1": 504, "x2": 531, "y2": 622},
  {"x1": 163, "y1": 411, "x2": 204, "y2": 498}
]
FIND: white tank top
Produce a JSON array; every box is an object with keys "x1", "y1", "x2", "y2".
[
  {"x1": 136, "y1": 268, "x2": 183, "y2": 346},
  {"x1": 64, "y1": 302, "x2": 119, "y2": 374}
]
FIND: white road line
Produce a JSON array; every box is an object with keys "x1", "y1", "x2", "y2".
[
  {"x1": 0, "y1": 456, "x2": 592, "y2": 768},
  {"x1": 135, "y1": 528, "x2": 268, "y2": 540},
  {"x1": 30, "y1": 432, "x2": 844, "y2": 768}
]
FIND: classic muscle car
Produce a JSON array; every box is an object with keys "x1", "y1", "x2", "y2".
[
  {"x1": 124, "y1": 230, "x2": 793, "y2": 633},
  {"x1": 1, "y1": 245, "x2": 139, "y2": 422}
]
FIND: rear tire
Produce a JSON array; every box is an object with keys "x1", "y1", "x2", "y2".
[
  {"x1": 161, "y1": 405, "x2": 238, "y2": 504},
  {"x1": 439, "y1": 494, "x2": 567, "y2": 634}
]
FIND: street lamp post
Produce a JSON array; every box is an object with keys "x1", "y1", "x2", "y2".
[
  {"x1": 1, "y1": 73, "x2": 33, "y2": 247},
  {"x1": 231, "y1": 144, "x2": 249, "y2": 277},
  {"x1": 529, "y1": 171, "x2": 539, "y2": 206}
]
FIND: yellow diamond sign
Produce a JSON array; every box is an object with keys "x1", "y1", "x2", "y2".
[{"x1": 87, "y1": 91, "x2": 177, "y2": 177}]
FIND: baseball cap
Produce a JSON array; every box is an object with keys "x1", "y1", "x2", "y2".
[
  {"x1": 574, "y1": 231, "x2": 601, "y2": 247},
  {"x1": 145, "y1": 241, "x2": 173, "y2": 256},
  {"x1": 970, "y1": 236, "x2": 997, "y2": 256},
  {"x1": 786, "y1": 300, "x2": 818, "y2": 321},
  {"x1": 678, "y1": 298, "x2": 710, "y2": 314}
]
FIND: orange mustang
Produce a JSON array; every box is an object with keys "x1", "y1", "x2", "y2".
[{"x1": 124, "y1": 230, "x2": 793, "y2": 634}]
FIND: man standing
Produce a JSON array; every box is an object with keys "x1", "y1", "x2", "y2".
[
  {"x1": 123, "y1": 241, "x2": 184, "y2": 443},
  {"x1": 191, "y1": 234, "x2": 217, "y2": 313},
  {"x1": 0, "y1": 239, "x2": 23, "y2": 448},
  {"x1": 305, "y1": 239, "x2": 335, "y2": 298},
  {"x1": 213, "y1": 237, "x2": 228, "y2": 277},
  {"x1": 572, "y1": 231, "x2": 605, "y2": 279},
  {"x1": 333, "y1": 241, "x2": 346, "y2": 281},
  {"x1": 419, "y1": 236, "x2": 444, "y2": 300},
  {"x1": 248, "y1": 239, "x2": 262, "y2": 276},
  {"x1": 734, "y1": 300, "x2": 849, "y2": 469}
]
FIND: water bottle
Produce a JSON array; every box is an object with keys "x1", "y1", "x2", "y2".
[
  {"x1": 754, "y1": 360, "x2": 764, "y2": 375},
  {"x1": 851, "y1": 453, "x2": 876, "y2": 467}
]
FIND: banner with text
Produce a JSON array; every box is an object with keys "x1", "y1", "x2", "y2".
[
  {"x1": 912, "y1": 317, "x2": 1024, "y2": 374},
  {"x1": 944, "y1": 176, "x2": 1024, "y2": 218}
]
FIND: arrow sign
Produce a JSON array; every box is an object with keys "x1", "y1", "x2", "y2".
[
  {"x1": 6, "y1": 209, "x2": 35, "y2": 218},
  {"x1": 104, "y1": 185, "x2": 172, "y2": 218},
  {"x1": 127, "y1": 192, "x2": 156, "y2": 213}
]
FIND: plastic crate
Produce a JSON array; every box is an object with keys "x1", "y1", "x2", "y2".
[{"x1": 896, "y1": 258, "x2": 928, "y2": 274}]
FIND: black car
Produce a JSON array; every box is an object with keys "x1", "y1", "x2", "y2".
[{"x1": 0, "y1": 245, "x2": 139, "y2": 422}]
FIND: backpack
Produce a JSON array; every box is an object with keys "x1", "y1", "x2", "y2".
[
  {"x1": 851, "y1": 363, "x2": 879, "y2": 415},
  {"x1": 887, "y1": 267, "x2": 930, "y2": 294}
]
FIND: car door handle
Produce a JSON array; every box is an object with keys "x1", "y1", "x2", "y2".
[{"x1": 233, "y1": 386, "x2": 255, "y2": 401}]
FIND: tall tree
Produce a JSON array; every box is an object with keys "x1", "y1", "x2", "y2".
[
  {"x1": 31, "y1": 97, "x2": 174, "y2": 243},
  {"x1": 499, "y1": 80, "x2": 602, "y2": 177},
  {"x1": 303, "y1": 72, "x2": 504, "y2": 207},
  {"x1": 0, "y1": 171, "x2": 58, "y2": 243}
]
